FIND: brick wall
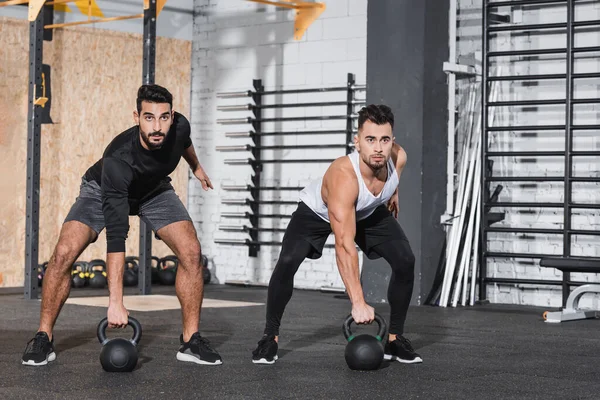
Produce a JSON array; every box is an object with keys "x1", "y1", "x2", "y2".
[{"x1": 190, "y1": 0, "x2": 367, "y2": 289}]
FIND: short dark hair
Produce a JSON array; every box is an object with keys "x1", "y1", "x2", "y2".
[
  {"x1": 136, "y1": 84, "x2": 173, "y2": 113},
  {"x1": 357, "y1": 104, "x2": 394, "y2": 131}
]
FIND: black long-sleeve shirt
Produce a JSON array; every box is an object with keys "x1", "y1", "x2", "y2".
[{"x1": 83, "y1": 112, "x2": 192, "y2": 253}]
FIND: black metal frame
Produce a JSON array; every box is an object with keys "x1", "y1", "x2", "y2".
[
  {"x1": 138, "y1": 0, "x2": 157, "y2": 295},
  {"x1": 24, "y1": 6, "x2": 45, "y2": 300},
  {"x1": 480, "y1": 0, "x2": 600, "y2": 305},
  {"x1": 24, "y1": 2, "x2": 158, "y2": 298},
  {"x1": 215, "y1": 73, "x2": 364, "y2": 255}
]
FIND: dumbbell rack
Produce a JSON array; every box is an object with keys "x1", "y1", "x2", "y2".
[
  {"x1": 214, "y1": 73, "x2": 366, "y2": 257},
  {"x1": 480, "y1": 0, "x2": 600, "y2": 303}
]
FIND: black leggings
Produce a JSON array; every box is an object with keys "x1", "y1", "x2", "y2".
[{"x1": 263, "y1": 238, "x2": 415, "y2": 336}]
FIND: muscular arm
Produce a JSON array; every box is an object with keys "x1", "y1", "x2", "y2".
[
  {"x1": 390, "y1": 142, "x2": 408, "y2": 178},
  {"x1": 182, "y1": 144, "x2": 202, "y2": 173},
  {"x1": 324, "y1": 164, "x2": 364, "y2": 306},
  {"x1": 101, "y1": 157, "x2": 133, "y2": 306}
]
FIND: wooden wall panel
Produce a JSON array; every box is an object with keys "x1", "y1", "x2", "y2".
[{"x1": 0, "y1": 17, "x2": 192, "y2": 288}]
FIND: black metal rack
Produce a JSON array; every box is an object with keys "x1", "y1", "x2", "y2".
[
  {"x1": 480, "y1": 0, "x2": 600, "y2": 304},
  {"x1": 24, "y1": 1, "x2": 159, "y2": 299},
  {"x1": 214, "y1": 73, "x2": 365, "y2": 256}
]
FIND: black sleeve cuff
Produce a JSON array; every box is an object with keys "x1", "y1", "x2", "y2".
[{"x1": 107, "y1": 239, "x2": 126, "y2": 253}]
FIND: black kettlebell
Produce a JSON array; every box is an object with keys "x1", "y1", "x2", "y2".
[
  {"x1": 88, "y1": 259, "x2": 107, "y2": 289},
  {"x1": 123, "y1": 256, "x2": 139, "y2": 287},
  {"x1": 158, "y1": 255, "x2": 178, "y2": 285},
  {"x1": 342, "y1": 312, "x2": 387, "y2": 371},
  {"x1": 97, "y1": 317, "x2": 142, "y2": 372},
  {"x1": 201, "y1": 255, "x2": 211, "y2": 284},
  {"x1": 71, "y1": 261, "x2": 89, "y2": 288}
]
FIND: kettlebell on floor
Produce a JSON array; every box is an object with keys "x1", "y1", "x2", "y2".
[
  {"x1": 342, "y1": 312, "x2": 388, "y2": 371},
  {"x1": 97, "y1": 316, "x2": 142, "y2": 372}
]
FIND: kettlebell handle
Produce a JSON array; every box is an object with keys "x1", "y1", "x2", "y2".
[
  {"x1": 97, "y1": 316, "x2": 143, "y2": 346},
  {"x1": 342, "y1": 312, "x2": 387, "y2": 342}
]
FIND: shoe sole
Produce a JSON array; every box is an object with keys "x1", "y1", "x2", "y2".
[
  {"x1": 384, "y1": 354, "x2": 423, "y2": 364},
  {"x1": 176, "y1": 352, "x2": 222, "y2": 365},
  {"x1": 252, "y1": 355, "x2": 278, "y2": 365},
  {"x1": 22, "y1": 352, "x2": 56, "y2": 366}
]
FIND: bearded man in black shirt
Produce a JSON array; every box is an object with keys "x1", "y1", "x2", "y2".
[{"x1": 22, "y1": 84, "x2": 222, "y2": 367}]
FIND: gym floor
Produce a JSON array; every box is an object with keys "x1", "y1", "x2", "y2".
[{"x1": 1, "y1": 285, "x2": 599, "y2": 400}]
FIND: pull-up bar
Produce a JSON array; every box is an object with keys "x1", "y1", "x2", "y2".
[{"x1": 1, "y1": 0, "x2": 167, "y2": 27}]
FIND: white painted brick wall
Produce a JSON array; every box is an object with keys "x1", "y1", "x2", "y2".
[
  {"x1": 457, "y1": 0, "x2": 600, "y2": 307},
  {"x1": 190, "y1": 0, "x2": 367, "y2": 289}
]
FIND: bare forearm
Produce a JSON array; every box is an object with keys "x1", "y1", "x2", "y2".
[
  {"x1": 183, "y1": 145, "x2": 201, "y2": 172},
  {"x1": 107, "y1": 252, "x2": 125, "y2": 304},
  {"x1": 335, "y1": 243, "x2": 365, "y2": 305}
]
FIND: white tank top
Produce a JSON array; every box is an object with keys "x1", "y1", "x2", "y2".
[{"x1": 298, "y1": 150, "x2": 399, "y2": 222}]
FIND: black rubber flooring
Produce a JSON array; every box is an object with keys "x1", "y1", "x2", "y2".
[{"x1": 1, "y1": 284, "x2": 599, "y2": 399}]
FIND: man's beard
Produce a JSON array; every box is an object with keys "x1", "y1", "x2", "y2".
[
  {"x1": 141, "y1": 130, "x2": 165, "y2": 150},
  {"x1": 364, "y1": 155, "x2": 385, "y2": 171}
]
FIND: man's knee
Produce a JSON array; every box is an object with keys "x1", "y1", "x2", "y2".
[
  {"x1": 52, "y1": 242, "x2": 80, "y2": 271},
  {"x1": 178, "y1": 240, "x2": 202, "y2": 272},
  {"x1": 388, "y1": 240, "x2": 416, "y2": 278}
]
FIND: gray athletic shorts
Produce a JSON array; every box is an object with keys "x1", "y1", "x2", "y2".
[{"x1": 64, "y1": 178, "x2": 192, "y2": 240}]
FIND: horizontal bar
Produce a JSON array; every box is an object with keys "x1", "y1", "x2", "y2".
[
  {"x1": 571, "y1": 151, "x2": 600, "y2": 156},
  {"x1": 221, "y1": 198, "x2": 298, "y2": 205},
  {"x1": 484, "y1": 252, "x2": 552, "y2": 259},
  {"x1": 487, "y1": 73, "x2": 565, "y2": 81},
  {"x1": 487, "y1": 99, "x2": 564, "y2": 106},
  {"x1": 260, "y1": 101, "x2": 365, "y2": 109},
  {"x1": 214, "y1": 239, "x2": 335, "y2": 248},
  {"x1": 573, "y1": 19, "x2": 600, "y2": 28},
  {"x1": 218, "y1": 225, "x2": 246, "y2": 231},
  {"x1": 572, "y1": 46, "x2": 600, "y2": 54},
  {"x1": 216, "y1": 101, "x2": 366, "y2": 112},
  {"x1": 216, "y1": 145, "x2": 249, "y2": 151},
  {"x1": 221, "y1": 185, "x2": 303, "y2": 191},
  {"x1": 486, "y1": 176, "x2": 600, "y2": 183},
  {"x1": 488, "y1": 19, "x2": 600, "y2": 33},
  {"x1": 487, "y1": 47, "x2": 566, "y2": 57},
  {"x1": 488, "y1": 22, "x2": 566, "y2": 33},
  {"x1": 221, "y1": 212, "x2": 291, "y2": 219},
  {"x1": 224, "y1": 158, "x2": 336, "y2": 165},
  {"x1": 570, "y1": 177, "x2": 600, "y2": 182},
  {"x1": 483, "y1": 278, "x2": 588, "y2": 287},
  {"x1": 216, "y1": 144, "x2": 349, "y2": 151},
  {"x1": 486, "y1": 227, "x2": 562, "y2": 234},
  {"x1": 260, "y1": 85, "x2": 366, "y2": 95},
  {"x1": 487, "y1": 125, "x2": 564, "y2": 131},
  {"x1": 570, "y1": 230, "x2": 600, "y2": 236},
  {"x1": 259, "y1": 115, "x2": 356, "y2": 122},
  {"x1": 486, "y1": 151, "x2": 564, "y2": 156},
  {"x1": 45, "y1": 13, "x2": 144, "y2": 29},
  {"x1": 218, "y1": 225, "x2": 287, "y2": 233},
  {"x1": 572, "y1": 98, "x2": 600, "y2": 104},
  {"x1": 216, "y1": 91, "x2": 252, "y2": 99},
  {"x1": 571, "y1": 203, "x2": 600, "y2": 209},
  {"x1": 217, "y1": 104, "x2": 253, "y2": 111},
  {"x1": 572, "y1": 124, "x2": 600, "y2": 130},
  {"x1": 224, "y1": 129, "x2": 351, "y2": 138},
  {"x1": 486, "y1": 0, "x2": 567, "y2": 7},
  {"x1": 217, "y1": 115, "x2": 357, "y2": 124},
  {"x1": 485, "y1": 176, "x2": 564, "y2": 182},
  {"x1": 573, "y1": 72, "x2": 600, "y2": 79},
  {"x1": 487, "y1": 202, "x2": 600, "y2": 209},
  {"x1": 217, "y1": 117, "x2": 252, "y2": 124},
  {"x1": 216, "y1": 85, "x2": 367, "y2": 98},
  {"x1": 486, "y1": 202, "x2": 564, "y2": 208}
]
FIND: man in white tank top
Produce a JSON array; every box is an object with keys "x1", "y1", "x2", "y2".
[{"x1": 252, "y1": 105, "x2": 422, "y2": 366}]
